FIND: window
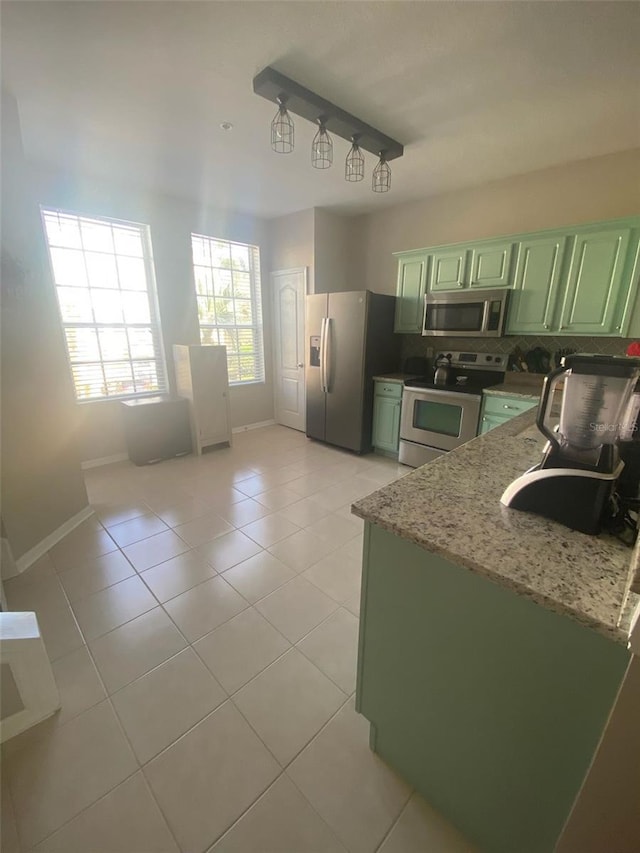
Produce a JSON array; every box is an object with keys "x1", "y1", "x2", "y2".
[
  {"x1": 41, "y1": 209, "x2": 167, "y2": 402},
  {"x1": 191, "y1": 234, "x2": 264, "y2": 385}
]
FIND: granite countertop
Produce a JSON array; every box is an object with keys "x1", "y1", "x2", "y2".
[
  {"x1": 372, "y1": 373, "x2": 417, "y2": 383},
  {"x1": 484, "y1": 383, "x2": 541, "y2": 400},
  {"x1": 352, "y1": 410, "x2": 638, "y2": 645}
]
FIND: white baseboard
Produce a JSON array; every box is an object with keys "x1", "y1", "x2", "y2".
[
  {"x1": 232, "y1": 419, "x2": 277, "y2": 434},
  {"x1": 14, "y1": 506, "x2": 95, "y2": 575},
  {"x1": 81, "y1": 453, "x2": 129, "y2": 470}
]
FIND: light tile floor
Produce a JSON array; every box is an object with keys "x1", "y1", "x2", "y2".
[{"x1": 2, "y1": 426, "x2": 476, "y2": 853}]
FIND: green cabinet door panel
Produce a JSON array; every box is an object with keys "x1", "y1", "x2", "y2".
[
  {"x1": 429, "y1": 248, "x2": 467, "y2": 291},
  {"x1": 559, "y1": 228, "x2": 631, "y2": 335},
  {"x1": 356, "y1": 523, "x2": 629, "y2": 853},
  {"x1": 506, "y1": 234, "x2": 568, "y2": 334},
  {"x1": 372, "y1": 394, "x2": 401, "y2": 453},
  {"x1": 479, "y1": 413, "x2": 508, "y2": 434},
  {"x1": 394, "y1": 256, "x2": 428, "y2": 333},
  {"x1": 479, "y1": 394, "x2": 538, "y2": 435},
  {"x1": 469, "y1": 240, "x2": 514, "y2": 288}
]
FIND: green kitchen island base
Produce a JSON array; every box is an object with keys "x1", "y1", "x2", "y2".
[{"x1": 355, "y1": 522, "x2": 630, "y2": 853}]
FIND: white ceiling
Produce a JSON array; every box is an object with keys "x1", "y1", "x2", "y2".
[{"x1": 2, "y1": 1, "x2": 639, "y2": 219}]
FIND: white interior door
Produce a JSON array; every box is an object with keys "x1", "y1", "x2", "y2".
[{"x1": 271, "y1": 268, "x2": 306, "y2": 431}]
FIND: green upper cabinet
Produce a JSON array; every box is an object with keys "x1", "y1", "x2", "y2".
[
  {"x1": 429, "y1": 248, "x2": 467, "y2": 291},
  {"x1": 558, "y1": 227, "x2": 632, "y2": 335},
  {"x1": 394, "y1": 255, "x2": 428, "y2": 333},
  {"x1": 469, "y1": 240, "x2": 514, "y2": 288},
  {"x1": 506, "y1": 234, "x2": 568, "y2": 335},
  {"x1": 394, "y1": 216, "x2": 640, "y2": 337}
]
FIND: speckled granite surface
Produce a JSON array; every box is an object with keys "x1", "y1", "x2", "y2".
[
  {"x1": 483, "y1": 383, "x2": 541, "y2": 400},
  {"x1": 352, "y1": 410, "x2": 638, "y2": 645},
  {"x1": 372, "y1": 373, "x2": 417, "y2": 384}
]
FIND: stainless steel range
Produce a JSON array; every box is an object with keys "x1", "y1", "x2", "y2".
[{"x1": 399, "y1": 351, "x2": 506, "y2": 467}]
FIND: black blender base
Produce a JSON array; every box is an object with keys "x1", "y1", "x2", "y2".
[{"x1": 504, "y1": 471, "x2": 615, "y2": 535}]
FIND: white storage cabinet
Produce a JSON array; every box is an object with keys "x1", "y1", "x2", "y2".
[{"x1": 173, "y1": 345, "x2": 232, "y2": 455}]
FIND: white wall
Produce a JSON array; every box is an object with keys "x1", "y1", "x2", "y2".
[
  {"x1": 352, "y1": 148, "x2": 640, "y2": 295},
  {"x1": 31, "y1": 166, "x2": 275, "y2": 460},
  {"x1": 1, "y1": 91, "x2": 88, "y2": 560}
]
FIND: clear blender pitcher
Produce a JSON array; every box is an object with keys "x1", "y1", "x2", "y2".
[{"x1": 537, "y1": 354, "x2": 640, "y2": 467}]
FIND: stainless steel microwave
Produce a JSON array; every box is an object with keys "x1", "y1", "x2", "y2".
[{"x1": 422, "y1": 288, "x2": 510, "y2": 337}]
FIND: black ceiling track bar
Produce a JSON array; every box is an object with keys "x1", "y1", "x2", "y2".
[{"x1": 252, "y1": 66, "x2": 404, "y2": 161}]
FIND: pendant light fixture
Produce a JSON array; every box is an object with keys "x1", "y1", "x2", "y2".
[
  {"x1": 372, "y1": 152, "x2": 391, "y2": 193},
  {"x1": 271, "y1": 96, "x2": 294, "y2": 153},
  {"x1": 344, "y1": 135, "x2": 365, "y2": 182},
  {"x1": 311, "y1": 118, "x2": 332, "y2": 169}
]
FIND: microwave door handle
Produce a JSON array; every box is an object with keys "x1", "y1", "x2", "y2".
[{"x1": 481, "y1": 299, "x2": 491, "y2": 332}]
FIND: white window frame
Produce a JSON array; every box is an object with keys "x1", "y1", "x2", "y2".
[
  {"x1": 191, "y1": 233, "x2": 265, "y2": 386},
  {"x1": 41, "y1": 207, "x2": 168, "y2": 403}
]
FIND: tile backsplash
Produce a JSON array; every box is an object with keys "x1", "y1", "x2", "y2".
[{"x1": 401, "y1": 334, "x2": 637, "y2": 368}]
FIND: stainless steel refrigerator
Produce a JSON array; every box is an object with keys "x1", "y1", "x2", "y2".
[{"x1": 306, "y1": 291, "x2": 400, "y2": 452}]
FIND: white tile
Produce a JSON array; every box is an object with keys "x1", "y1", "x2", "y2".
[
  {"x1": 32, "y1": 772, "x2": 179, "y2": 853},
  {"x1": 174, "y1": 511, "x2": 235, "y2": 547},
  {"x1": 215, "y1": 498, "x2": 271, "y2": 528},
  {"x1": 268, "y1": 529, "x2": 338, "y2": 572},
  {"x1": 48, "y1": 522, "x2": 117, "y2": 571},
  {"x1": 194, "y1": 608, "x2": 290, "y2": 694},
  {"x1": 154, "y1": 496, "x2": 214, "y2": 527},
  {"x1": 277, "y1": 497, "x2": 332, "y2": 528},
  {"x1": 5, "y1": 574, "x2": 69, "y2": 614},
  {"x1": 89, "y1": 607, "x2": 187, "y2": 694},
  {"x1": 195, "y1": 529, "x2": 263, "y2": 573},
  {"x1": 198, "y1": 485, "x2": 247, "y2": 511},
  {"x1": 254, "y1": 486, "x2": 301, "y2": 510},
  {"x1": 140, "y1": 550, "x2": 216, "y2": 602},
  {"x1": 107, "y1": 513, "x2": 169, "y2": 547},
  {"x1": 210, "y1": 774, "x2": 346, "y2": 852},
  {"x1": 336, "y1": 534, "x2": 364, "y2": 563},
  {"x1": 36, "y1": 604, "x2": 85, "y2": 662},
  {"x1": 51, "y1": 646, "x2": 106, "y2": 726},
  {"x1": 222, "y1": 551, "x2": 296, "y2": 604},
  {"x1": 7, "y1": 701, "x2": 138, "y2": 850},
  {"x1": 122, "y1": 528, "x2": 191, "y2": 572},
  {"x1": 377, "y1": 792, "x2": 478, "y2": 853},
  {"x1": 58, "y1": 550, "x2": 136, "y2": 603},
  {"x1": 306, "y1": 513, "x2": 361, "y2": 547},
  {"x1": 256, "y1": 577, "x2": 338, "y2": 643},
  {"x1": 234, "y1": 475, "x2": 269, "y2": 497},
  {"x1": 297, "y1": 608, "x2": 359, "y2": 694},
  {"x1": 343, "y1": 590, "x2": 361, "y2": 618},
  {"x1": 241, "y1": 513, "x2": 300, "y2": 548},
  {"x1": 112, "y1": 648, "x2": 226, "y2": 763},
  {"x1": 303, "y1": 552, "x2": 362, "y2": 604},
  {"x1": 71, "y1": 575, "x2": 157, "y2": 641},
  {"x1": 92, "y1": 501, "x2": 151, "y2": 529},
  {"x1": 144, "y1": 702, "x2": 280, "y2": 853},
  {"x1": 233, "y1": 648, "x2": 346, "y2": 766},
  {"x1": 163, "y1": 575, "x2": 248, "y2": 642},
  {"x1": 2, "y1": 553, "x2": 55, "y2": 591},
  {"x1": 288, "y1": 700, "x2": 411, "y2": 853}
]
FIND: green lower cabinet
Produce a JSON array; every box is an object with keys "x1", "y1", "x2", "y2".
[
  {"x1": 479, "y1": 393, "x2": 538, "y2": 434},
  {"x1": 372, "y1": 382, "x2": 402, "y2": 454},
  {"x1": 356, "y1": 523, "x2": 629, "y2": 853}
]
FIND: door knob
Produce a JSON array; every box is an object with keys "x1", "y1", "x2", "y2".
[{"x1": 297, "y1": 363, "x2": 304, "y2": 368}]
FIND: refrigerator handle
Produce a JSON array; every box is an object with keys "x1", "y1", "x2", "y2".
[
  {"x1": 323, "y1": 317, "x2": 332, "y2": 393},
  {"x1": 319, "y1": 317, "x2": 327, "y2": 393}
]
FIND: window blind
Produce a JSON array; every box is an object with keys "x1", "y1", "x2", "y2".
[
  {"x1": 41, "y1": 209, "x2": 168, "y2": 402},
  {"x1": 191, "y1": 234, "x2": 265, "y2": 385}
]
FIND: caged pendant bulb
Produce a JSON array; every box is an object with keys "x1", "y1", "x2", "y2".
[
  {"x1": 372, "y1": 152, "x2": 391, "y2": 193},
  {"x1": 271, "y1": 97, "x2": 295, "y2": 153},
  {"x1": 344, "y1": 136, "x2": 365, "y2": 182},
  {"x1": 311, "y1": 119, "x2": 333, "y2": 169}
]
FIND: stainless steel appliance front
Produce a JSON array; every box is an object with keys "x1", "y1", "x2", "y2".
[
  {"x1": 399, "y1": 386, "x2": 482, "y2": 466},
  {"x1": 422, "y1": 288, "x2": 509, "y2": 337}
]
